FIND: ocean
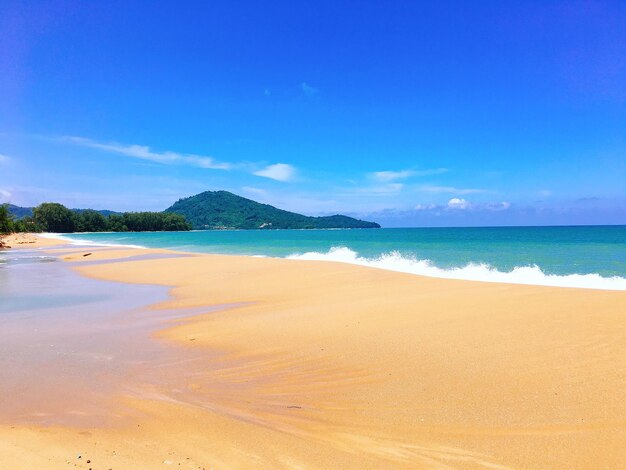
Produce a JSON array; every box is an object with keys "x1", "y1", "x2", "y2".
[{"x1": 46, "y1": 225, "x2": 626, "y2": 290}]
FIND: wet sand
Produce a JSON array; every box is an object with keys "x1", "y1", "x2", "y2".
[{"x1": 1, "y1": 233, "x2": 625, "y2": 469}]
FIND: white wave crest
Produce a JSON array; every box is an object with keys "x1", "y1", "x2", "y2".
[
  {"x1": 39, "y1": 233, "x2": 147, "y2": 249},
  {"x1": 286, "y1": 246, "x2": 626, "y2": 291}
]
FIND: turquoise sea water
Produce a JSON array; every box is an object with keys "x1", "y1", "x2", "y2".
[{"x1": 53, "y1": 226, "x2": 626, "y2": 290}]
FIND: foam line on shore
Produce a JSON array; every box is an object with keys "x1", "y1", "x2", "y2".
[
  {"x1": 39, "y1": 233, "x2": 148, "y2": 249},
  {"x1": 287, "y1": 246, "x2": 626, "y2": 291},
  {"x1": 53, "y1": 234, "x2": 626, "y2": 290}
]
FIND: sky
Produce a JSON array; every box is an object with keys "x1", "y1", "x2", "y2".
[{"x1": 1, "y1": 0, "x2": 625, "y2": 227}]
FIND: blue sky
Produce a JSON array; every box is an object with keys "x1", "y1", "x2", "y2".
[{"x1": 1, "y1": 0, "x2": 625, "y2": 226}]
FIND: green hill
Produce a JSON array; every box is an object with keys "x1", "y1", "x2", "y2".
[
  {"x1": 164, "y1": 191, "x2": 380, "y2": 230},
  {"x1": 6, "y1": 204, "x2": 33, "y2": 219}
]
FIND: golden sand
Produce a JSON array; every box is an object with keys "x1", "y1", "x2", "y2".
[
  {"x1": 1, "y1": 232, "x2": 65, "y2": 248},
  {"x1": 0, "y1": 234, "x2": 624, "y2": 468}
]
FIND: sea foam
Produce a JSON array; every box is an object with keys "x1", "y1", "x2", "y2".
[
  {"x1": 287, "y1": 246, "x2": 626, "y2": 291},
  {"x1": 39, "y1": 233, "x2": 148, "y2": 249}
]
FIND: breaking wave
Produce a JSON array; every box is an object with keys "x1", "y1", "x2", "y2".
[{"x1": 287, "y1": 246, "x2": 626, "y2": 291}]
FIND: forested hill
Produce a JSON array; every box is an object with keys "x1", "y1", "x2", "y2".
[
  {"x1": 6, "y1": 204, "x2": 33, "y2": 219},
  {"x1": 7, "y1": 204, "x2": 120, "y2": 219},
  {"x1": 165, "y1": 191, "x2": 381, "y2": 229}
]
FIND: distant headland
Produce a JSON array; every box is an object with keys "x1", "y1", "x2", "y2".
[
  {"x1": 164, "y1": 190, "x2": 380, "y2": 230},
  {"x1": 2, "y1": 190, "x2": 380, "y2": 233}
]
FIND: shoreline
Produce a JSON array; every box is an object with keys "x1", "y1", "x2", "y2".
[
  {"x1": 25, "y1": 231, "x2": 626, "y2": 291},
  {"x1": 1, "y1": 233, "x2": 625, "y2": 468}
]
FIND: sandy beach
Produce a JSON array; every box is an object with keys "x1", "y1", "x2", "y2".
[{"x1": 1, "y1": 233, "x2": 625, "y2": 469}]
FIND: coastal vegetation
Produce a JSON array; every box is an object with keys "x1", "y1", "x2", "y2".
[
  {"x1": 1, "y1": 202, "x2": 191, "y2": 234},
  {"x1": 165, "y1": 190, "x2": 381, "y2": 229},
  {"x1": 33, "y1": 203, "x2": 77, "y2": 232},
  {"x1": 0, "y1": 204, "x2": 38, "y2": 235}
]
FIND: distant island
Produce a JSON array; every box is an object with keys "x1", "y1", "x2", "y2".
[
  {"x1": 2, "y1": 190, "x2": 379, "y2": 233},
  {"x1": 165, "y1": 190, "x2": 380, "y2": 230}
]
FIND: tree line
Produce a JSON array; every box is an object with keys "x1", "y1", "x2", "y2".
[{"x1": 0, "y1": 202, "x2": 192, "y2": 235}]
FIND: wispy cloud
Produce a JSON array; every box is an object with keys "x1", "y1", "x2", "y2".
[
  {"x1": 434, "y1": 198, "x2": 510, "y2": 211},
  {"x1": 242, "y1": 186, "x2": 269, "y2": 198},
  {"x1": 486, "y1": 201, "x2": 511, "y2": 211},
  {"x1": 0, "y1": 154, "x2": 10, "y2": 164},
  {"x1": 253, "y1": 163, "x2": 296, "y2": 182},
  {"x1": 418, "y1": 184, "x2": 488, "y2": 195},
  {"x1": 413, "y1": 199, "x2": 512, "y2": 213},
  {"x1": 345, "y1": 183, "x2": 405, "y2": 196},
  {"x1": 412, "y1": 168, "x2": 449, "y2": 177},
  {"x1": 370, "y1": 168, "x2": 448, "y2": 182},
  {"x1": 414, "y1": 203, "x2": 437, "y2": 211},
  {"x1": 301, "y1": 82, "x2": 319, "y2": 97},
  {"x1": 61, "y1": 136, "x2": 232, "y2": 170},
  {"x1": 365, "y1": 183, "x2": 404, "y2": 194},
  {"x1": 371, "y1": 170, "x2": 413, "y2": 182},
  {"x1": 0, "y1": 189, "x2": 11, "y2": 201}
]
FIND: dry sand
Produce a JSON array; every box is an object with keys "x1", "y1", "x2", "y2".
[
  {"x1": 1, "y1": 232, "x2": 65, "y2": 249},
  {"x1": 0, "y1": 233, "x2": 624, "y2": 468}
]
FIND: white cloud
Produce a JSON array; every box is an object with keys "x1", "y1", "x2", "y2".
[
  {"x1": 61, "y1": 136, "x2": 231, "y2": 170},
  {"x1": 419, "y1": 184, "x2": 487, "y2": 195},
  {"x1": 447, "y1": 198, "x2": 471, "y2": 210},
  {"x1": 0, "y1": 189, "x2": 11, "y2": 201},
  {"x1": 301, "y1": 82, "x2": 319, "y2": 97},
  {"x1": 371, "y1": 168, "x2": 447, "y2": 182},
  {"x1": 538, "y1": 189, "x2": 552, "y2": 197},
  {"x1": 0, "y1": 154, "x2": 10, "y2": 164},
  {"x1": 253, "y1": 163, "x2": 296, "y2": 182}
]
